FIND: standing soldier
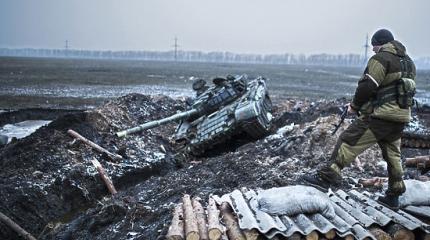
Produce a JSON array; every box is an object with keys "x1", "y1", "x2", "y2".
[{"x1": 303, "y1": 29, "x2": 416, "y2": 208}]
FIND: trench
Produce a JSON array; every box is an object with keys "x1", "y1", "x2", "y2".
[{"x1": 0, "y1": 101, "x2": 184, "y2": 239}]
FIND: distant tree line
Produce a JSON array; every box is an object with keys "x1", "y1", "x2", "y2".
[{"x1": 1, "y1": 48, "x2": 429, "y2": 69}]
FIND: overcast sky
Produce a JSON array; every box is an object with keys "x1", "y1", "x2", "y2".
[{"x1": 1, "y1": 0, "x2": 429, "y2": 57}]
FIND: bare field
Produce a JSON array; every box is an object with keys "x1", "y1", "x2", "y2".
[
  {"x1": 0, "y1": 56, "x2": 429, "y2": 109},
  {"x1": 1, "y1": 57, "x2": 430, "y2": 240}
]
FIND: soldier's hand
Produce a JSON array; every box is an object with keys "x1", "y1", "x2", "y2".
[{"x1": 346, "y1": 103, "x2": 356, "y2": 115}]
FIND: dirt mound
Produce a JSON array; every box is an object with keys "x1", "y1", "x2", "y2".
[
  {"x1": 0, "y1": 94, "x2": 184, "y2": 239},
  {"x1": 1, "y1": 94, "x2": 429, "y2": 240}
]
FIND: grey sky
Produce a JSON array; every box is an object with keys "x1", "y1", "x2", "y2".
[{"x1": 1, "y1": 0, "x2": 429, "y2": 57}]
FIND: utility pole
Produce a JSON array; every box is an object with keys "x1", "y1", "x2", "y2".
[
  {"x1": 363, "y1": 34, "x2": 370, "y2": 63},
  {"x1": 64, "y1": 40, "x2": 70, "y2": 57},
  {"x1": 172, "y1": 36, "x2": 179, "y2": 61}
]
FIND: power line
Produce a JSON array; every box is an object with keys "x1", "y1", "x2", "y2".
[
  {"x1": 172, "y1": 37, "x2": 180, "y2": 61},
  {"x1": 363, "y1": 34, "x2": 370, "y2": 63},
  {"x1": 64, "y1": 40, "x2": 70, "y2": 57}
]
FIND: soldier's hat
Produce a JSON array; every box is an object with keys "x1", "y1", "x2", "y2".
[
  {"x1": 371, "y1": 29, "x2": 394, "y2": 46},
  {"x1": 192, "y1": 79, "x2": 207, "y2": 91}
]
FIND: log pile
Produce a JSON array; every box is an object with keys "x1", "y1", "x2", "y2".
[
  {"x1": 402, "y1": 138, "x2": 430, "y2": 148},
  {"x1": 166, "y1": 196, "x2": 352, "y2": 240},
  {"x1": 166, "y1": 196, "x2": 261, "y2": 240},
  {"x1": 166, "y1": 195, "x2": 225, "y2": 240}
]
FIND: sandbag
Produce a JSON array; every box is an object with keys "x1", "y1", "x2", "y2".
[
  {"x1": 256, "y1": 185, "x2": 335, "y2": 219},
  {"x1": 398, "y1": 180, "x2": 430, "y2": 207}
]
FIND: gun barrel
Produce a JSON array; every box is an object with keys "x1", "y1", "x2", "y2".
[
  {"x1": 116, "y1": 109, "x2": 199, "y2": 138},
  {"x1": 331, "y1": 106, "x2": 348, "y2": 135}
]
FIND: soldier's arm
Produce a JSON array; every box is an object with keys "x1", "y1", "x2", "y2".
[{"x1": 351, "y1": 56, "x2": 386, "y2": 110}]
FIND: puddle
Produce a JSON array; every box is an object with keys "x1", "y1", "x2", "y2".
[
  {"x1": 0, "y1": 84, "x2": 194, "y2": 99},
  {"x1": 0, "y1": 120, "x2": 51, "y2": 143}
]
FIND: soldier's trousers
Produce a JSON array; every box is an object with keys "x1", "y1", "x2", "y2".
[{"x1": 319, "y1": 117, "x2": 406, "y2": 196}]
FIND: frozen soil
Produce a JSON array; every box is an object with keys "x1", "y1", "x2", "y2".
[{"x1": 1, "y1": 94, "x2": 429, "y2": 240}]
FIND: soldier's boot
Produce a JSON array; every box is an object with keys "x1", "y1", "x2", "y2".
[
  {"x1": 301, "y1": 174, "x2": 331, "y2": 191},
  {"x1": 377, "y1": 195, "x2": 399, "y2": 209},
  {"x1": 301, "y1": 164, "x2": 342, "y2": 191},
  {"x1": 377, "y1": 178, "x2": 405, "y2": 210}
]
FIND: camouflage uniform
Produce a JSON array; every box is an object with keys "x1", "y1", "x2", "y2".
[{"x1": 319, "y1": 40, "x2": 416, "y2": 197}]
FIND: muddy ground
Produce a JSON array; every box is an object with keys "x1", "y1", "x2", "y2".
[
  {"x1": 2, "y1": 57, "x2": 430, "y2": 109},
  {"x1": 1, "y1": 93, "x2": 429, "y2": 240}
]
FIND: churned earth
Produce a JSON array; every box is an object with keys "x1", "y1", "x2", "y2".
[{"x1": 0, "y1": 94, "x2": 429, "y2": 240}]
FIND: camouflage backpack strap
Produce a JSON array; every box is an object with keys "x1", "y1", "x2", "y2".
[
  {"x1": 398, "y1": 55, "x2": 416, "y2": 108},
  {"x1": 372, "y1": 81, "x2": 398, "y2": 107},
  {"x1": 399, "y1": 55, "x2": 415, "y2": 79}
]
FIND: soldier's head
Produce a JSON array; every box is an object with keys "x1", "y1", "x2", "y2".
[
  {"x1": 371, "y1": 29, "x2": 394, "y2": 53},
  {"x1": 192, "y1": 79, "x2": 208, "y2": 96},
  {"x1": 212, "y1": 77, "x2": 227, "y2": 87}
]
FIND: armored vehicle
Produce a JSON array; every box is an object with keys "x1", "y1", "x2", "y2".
[{"x1": 116, "y1": 75, "x2": 273, "y2": 155}]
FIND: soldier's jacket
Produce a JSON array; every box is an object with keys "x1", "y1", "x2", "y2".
[{"x1": 351, "y1": 40, "x2": 416, "y2": 122}]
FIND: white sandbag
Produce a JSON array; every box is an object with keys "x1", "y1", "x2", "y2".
[
  {"x1": 256, "y1": 185, "x2": 335, "y2": 219},
  {"x1": 398, "y1": 180, "x2": 430, "y2": 207}
]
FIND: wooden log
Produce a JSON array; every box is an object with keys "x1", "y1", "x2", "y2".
[
  {"x1": 0, "y1": 211, "x2": 37, "y2": 240},
  {"x1": 369, "y1": 227, "x2": 392, "y2": 240},
  {"x1": 386, "y1": 223, "x2": 414, "y2": 240},
  {"x1": 344, "y1": 235, "x2": 354, "y2": 240},
  {"x1": 324, "y1": 229, "x2": 336, "y2": 239},
  {"x1": 91, "y1": 159, "x2": 117, "y2": 195},
  {"x1": 286, "y1": 233, "x2": 303, "y2": 240},
  {"x1": 192, "y1": 198, "x2": 209, "y2": 240},
  {"x1": 167, "y1": 204, "x2": 185, "y2": 240},
  {"x1": 207, "y1": 198, "x2": 223, "y2": 240},
  {"x1": 220, "y1": 202, "x2": 245, "y2": 240},
  {"x1": 358, "y1": 177, "x2": 387, "y2": 188},
  {"x1": 405, "y1": 155, "x2": 430, "y2": 164},
  {"x1": 182, "y1": 194, "x2": 200, "y2": 240},
  {"x1": 305, "y1": 230, "x2": 319, "y2": 240},
  {"x1": 271, "y1": 236, "x2": 285, "y2": 240},
  {"x1": 67, "y1": 129, "x2": 123, "y2": 161},
  {"x1": 418, "y1": 175, "x2": 430, "y2": 181},
  {"x1": 405, "y1": 155, "x2": 430, "y2": 170},
  {"x1": 243, "y1": 229, "x2": 259, "y2": 240}
]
